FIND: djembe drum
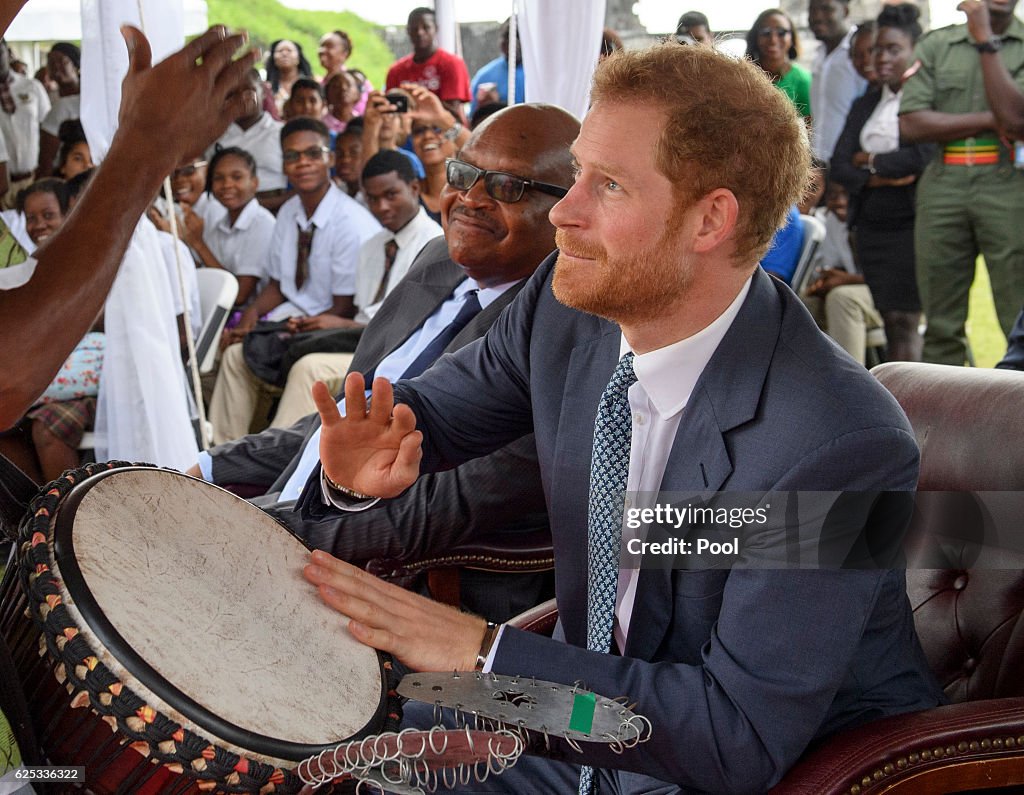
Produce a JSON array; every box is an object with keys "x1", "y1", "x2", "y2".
[{"x1": 0, "y1": 462, "x2": 400, "y2": 793}]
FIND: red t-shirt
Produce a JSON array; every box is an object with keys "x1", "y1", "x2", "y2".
[{"x1": 385, "y1": 48, "x2": 471, "y2": 102}]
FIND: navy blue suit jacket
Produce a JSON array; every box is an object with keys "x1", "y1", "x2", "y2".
[{"x1": 368, "y1": 256, "x2": 940, "y2": 791}]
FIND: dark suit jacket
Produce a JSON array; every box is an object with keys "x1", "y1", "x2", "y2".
[
  {"x1": 209, "y1": 236, "x2": 547, "y2": 576},
  {"x1": 382, "y1": 256, "x2": 943, "y2": 792},
  {"x1": 830, "y1": 87, "x2": 936, "y2": 228}
]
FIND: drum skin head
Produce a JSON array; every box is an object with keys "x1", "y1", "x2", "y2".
[{"x1": 51, "y1": 467, "x2": 386, "y2": 766}]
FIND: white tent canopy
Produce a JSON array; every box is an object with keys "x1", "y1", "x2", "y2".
[{"x1": 5, "y1": 0, "x2": 208, "y2": 41}]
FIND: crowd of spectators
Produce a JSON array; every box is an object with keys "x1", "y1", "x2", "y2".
[{"x1": 2, "y1": 0, "x2": 1024, "y2": 480}]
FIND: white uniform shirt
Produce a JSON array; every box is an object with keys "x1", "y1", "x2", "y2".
[
  {"x1": 40, "y1": 93, "x2": 80, "y2": 136},
  {"x1": 353, "y1": 208, "x2": 442, "y2": 322},
  {"x1": 268, "y1": 184, "x2": 381, "y2": 317},
  {"x1": 0, "y1": 74, "x2": 51, "y2": 174},
  {"x1": 203, "y1": 198, "x2": 276, "y2": 286},
  {"x1": 209, "y1": 114, "x2": 286, "y2": 191},
  {"x1": 810, "y1": 28, "x2": 867, "y2": 160}
]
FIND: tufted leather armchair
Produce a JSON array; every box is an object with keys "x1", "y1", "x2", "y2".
[
  {"x1": 770, "y1": 362, "x2": 1024, "y2": 793},
  {"x1": 508, "y1": 362, "x2": 1024, "y2": 794}
]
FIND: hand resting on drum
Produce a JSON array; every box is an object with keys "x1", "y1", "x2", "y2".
[
  {"x1": 312, "y1": 373, "x2": 423, "y2": 499},
  {"x1": 309, "y1": 376, "x2": 490, "y2": 671},
  {"x1": 304, "y1": 549, "x2": 488, "y2": 671}
]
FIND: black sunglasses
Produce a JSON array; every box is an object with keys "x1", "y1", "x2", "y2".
[
  {"x1": 757, "y1": 26, "x2": 792, "y2": 39},
  {"x1": 445, "y1": 158, "x2": 569, "y2": 204}
]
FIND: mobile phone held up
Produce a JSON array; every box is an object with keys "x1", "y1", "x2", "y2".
[{"x1": 385, "y1": 92, "x2": 409, "y2": 113}]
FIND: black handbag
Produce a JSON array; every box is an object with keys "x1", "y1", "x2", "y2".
[
  {"x1": 240, "y1": 321, "x2": 295, "y2": 386},
  {"x1": 242, "y1": 322, "x2": 365, "y2": 387}
]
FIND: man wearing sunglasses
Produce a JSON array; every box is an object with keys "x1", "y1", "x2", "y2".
[
  {"x1": 302, "y1": 43, "x2": 941, "y2": 792},
  {"x1": 189, "y1": 103, "x2": 579, "y2": 622}
]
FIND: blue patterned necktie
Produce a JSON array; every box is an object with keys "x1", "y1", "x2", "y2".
[{"x1": 580, "y1": 352, "x2": 637, "y2": 795}]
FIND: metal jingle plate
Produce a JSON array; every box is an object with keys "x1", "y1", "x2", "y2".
[{"x1": 398, "y1": 672, "x2": 643, "y2": 745}]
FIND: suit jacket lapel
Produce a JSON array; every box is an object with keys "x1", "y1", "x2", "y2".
[{"x1": 551, "y1": 324, "x2": 621, "y2": 647}]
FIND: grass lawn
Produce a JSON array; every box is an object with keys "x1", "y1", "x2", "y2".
[{"x1": 966, "y1": 258, "x2": 1008, "y2": 368}]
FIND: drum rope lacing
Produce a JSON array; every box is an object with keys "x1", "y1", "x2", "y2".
[{"x1": 16, "y1": 461, "x2": 406, "y2": 794}]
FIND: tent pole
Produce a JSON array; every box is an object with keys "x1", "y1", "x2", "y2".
[{"x1": 507, "y1": 1, "x2": 518, "y2": 106}]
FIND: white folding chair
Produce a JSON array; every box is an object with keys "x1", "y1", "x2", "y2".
[
  {"x1": 789, "y1": 213, "x2": 827, "y2": 295},
  {"x1": 193, "y1": 269, "x2": 239, "y2": 374}
]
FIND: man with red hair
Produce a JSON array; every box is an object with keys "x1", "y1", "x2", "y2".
[{"x1": 301, "y1": 43, "x2": 941, "y2": 791}]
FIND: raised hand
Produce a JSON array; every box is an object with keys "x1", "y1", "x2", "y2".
[
  {"x1": 313, "y1": 373, "x2": 423, "y2": 499},
  {"x1": 402, "y1": 81, "x2": 449, "y2": 124},
  {"x1": 116, "y1": 25, "x2": 259, "y2": 174},
  {"x1": 179, "y1": 202, "x2": 204, "y2": 247},
  {"x1": 304, "y1": 549, "x2": 487, "y2": 672},
  {"x1": 958, "y1": 0, "x2": 994, "y2": 45},
  {"x1": 146, "y1": 205, "x2": 171, "y2": 233}
]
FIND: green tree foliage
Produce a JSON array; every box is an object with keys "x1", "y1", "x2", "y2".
[{"x1": 206, "y1": 0, "x2": 394, "y2": 88}]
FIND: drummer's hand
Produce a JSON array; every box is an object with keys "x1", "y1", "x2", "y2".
[
  {"x1": 304, "y1": 549, "x2": 487, "y2": 671},
  {"x1": 312, "y1": 375, "x2": 422, "y2": 499}
]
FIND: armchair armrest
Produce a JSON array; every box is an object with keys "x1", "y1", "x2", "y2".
[
  {"x1": 507, "y1": 597, "x2": 558, "y2": 636},
  {"x1": 366, "y1": 529, "x2": 554, "y2": 579},
  {"x1": 365, "y1": 530, "x2": 554, "y2": 608},
  {"x1": 772, "y1": 698, "x2": 1024, "y2": 794}
]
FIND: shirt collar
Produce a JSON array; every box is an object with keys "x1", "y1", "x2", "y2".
[
  {"x1": 216, "y1": 197, "x2": 260, "y2": 233},
  {"x1": 392, "y1": 207, "x2": 431, "y2": 248},
  {"x1": 816, "y1": 26, "x2": 857, "y2": 62},
  {"x1": 231, "y1": 112, "x2": 278, "y2": 135},
  {"x1": 451, "y1": 275, "x2": 518, "y2": 310},
  {"x1": 301, "y1": 183, "x2": 342, "y2": 230},
  {"x1": 619, "y1": 275, "x2": 753, "y2": 419}
]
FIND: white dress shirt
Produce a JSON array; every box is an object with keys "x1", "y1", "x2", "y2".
[
  {"x1": 0, "y1": 74, "x2": 51, "y2": 174},
  {"x1": 209, "y1": 113, "x2": 286, "y2": 191},
  {"x1": 860, "y1": 85, "x2": 902, "y2": 155},
  {"x1": 203, "y1": 198, "x2": 276, "y2": 287},
  {"x1": 810, "y1": 28, "x2": 867, "y2": 160},
  {"x1": 40, "y1": 93, "x2": 79, "y2": 137},
  {"x1": 812, "y1": 207, "x2": 859, "y2": 275},
  {"x1": 353, "y1": 208, "x2": 443, "y2": 323},
  {"x1": 268, "y1": 185, "x2": 382, "y2": 317}
]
